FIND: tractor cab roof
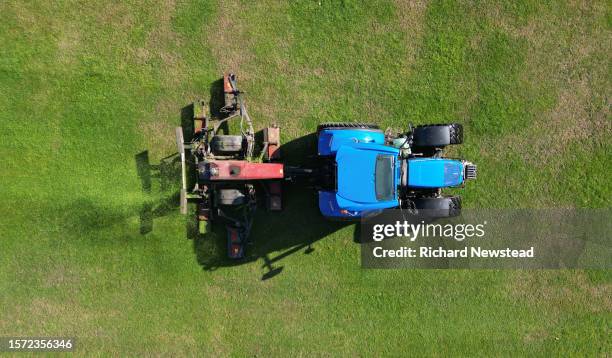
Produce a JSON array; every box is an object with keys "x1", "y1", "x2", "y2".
[{"x1": 335, "y1": 143, "x2": 400, "y2": 206}]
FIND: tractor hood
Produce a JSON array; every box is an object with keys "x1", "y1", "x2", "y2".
[
  {"x1": 407, "y1": 158, "x2": 465, "y2": 188},
  {"x1": 335, "y1": 143, "x2": 399, "y2": 204}
]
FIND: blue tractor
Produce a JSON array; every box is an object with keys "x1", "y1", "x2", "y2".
[{"x1": 315, "y1": 122, "x2": 477, "y2": 219}]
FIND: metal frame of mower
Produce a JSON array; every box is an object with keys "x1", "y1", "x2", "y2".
[{"x1": 176, "y1": 73, "x2": 283, "y2": 259}]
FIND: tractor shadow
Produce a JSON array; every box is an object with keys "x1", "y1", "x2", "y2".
[{"x1": 190, "y1": 132, "x2": 357, "y2": 280}]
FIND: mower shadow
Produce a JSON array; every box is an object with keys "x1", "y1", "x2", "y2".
[
  {"x1": 190, "y1": 133, "x2": 356, "y2": 280},
  {"x1": 208, "y1": 78, "x2": 225, "y2": 120},
  {"x1": 135, "y1": 150, "x2": 182, "y2": 235}
]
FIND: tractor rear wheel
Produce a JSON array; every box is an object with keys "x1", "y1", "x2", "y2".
[
  {"x1": 317, "y1": 122, "x2": 381, "y2": 133},
  {"x1": 412, "y1": 196, "x2": 461, "y2": 218},
  {"x1": 211, "y1": 135, "x2": 244, "y2": 154},
  {"x1": 412, "y1": 123, "x2": 463, "y2": 147}
]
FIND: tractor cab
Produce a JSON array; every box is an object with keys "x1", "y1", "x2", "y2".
[{"x1": 327, "y1": 143, "x2": 402, "y2": 215}]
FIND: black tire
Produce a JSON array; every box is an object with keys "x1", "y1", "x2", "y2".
[
  {"x1": 211, "y1": 135, "x2": 243, "y2": 153},
  {"x1": 317, "y1": 122, "x2": 381, "y2": 133},
  {"x1": 412, "y1": 196, "x2": 461, "y2": 218},
  {"x1": 412, "y1": 123, "x2": 463, "y2": 147},
  {"x1": 216, "y1": 189, "x2": 246, "y2": 206}
]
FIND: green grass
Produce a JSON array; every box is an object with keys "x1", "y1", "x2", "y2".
[{"x1": 1, "y1": 0, "x2": 610, "y2": 355}]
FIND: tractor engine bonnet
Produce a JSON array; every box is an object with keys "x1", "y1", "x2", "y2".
[
  {"x1": 407, "y1": 158, "x2": 465, "y2": 188},
  {"x1": 198, "y1": 160, "x2": 284, "y2": 181}
]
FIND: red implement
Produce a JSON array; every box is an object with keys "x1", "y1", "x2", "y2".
[
  {"x1": 264, "y1": 126, "x2": 281, "y2": 160},
  {"x1": 208, "y1": 160, "x2": 284, "y2": 181},
  {"x1": 267, "y1": 181, "x2": 282, "y2": 211},
  {"x1": 223, "y1": 73, "x2": 234, "y2": 93}
]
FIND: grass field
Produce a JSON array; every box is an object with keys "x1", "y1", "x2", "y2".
[{"x1": 1, "y1": 0, "x2": 610, "y2": 355}]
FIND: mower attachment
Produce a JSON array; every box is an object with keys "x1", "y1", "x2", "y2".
[
  {"x1": 264, "y1": 126, "x2": 281, "y2": 161},
  {"x1": 227, "y1": 226, "x2": 247, "y2": 259},
  {"x1": 222, "y1": 73, "x2": 240, "y2": 113},
  {"x1": 175, "y1": 127, "x2": 188, "y2": 214},
  {"x1": 198, "y1": 161, "x2": 284, "y2": 181},
  {"x1": 177, "y1": 73, "x2": 286, "y2": 259},
  {"x1": 267, "y1": 181, "x2": 282, "y2": 211}
]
